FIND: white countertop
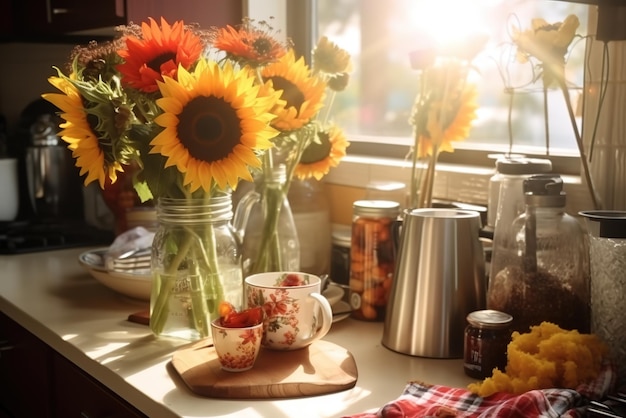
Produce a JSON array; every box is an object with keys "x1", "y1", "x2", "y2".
[{"x1": 0, "y1": 247, "x2": 474, "y2": 418}]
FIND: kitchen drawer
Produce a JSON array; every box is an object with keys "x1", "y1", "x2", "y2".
[
  {"x1": 52, "y1": 353, "x2": 147, "y2": 418},
  {"x1": 0, "y1": 311, "x2": 53, "y2": 418}
]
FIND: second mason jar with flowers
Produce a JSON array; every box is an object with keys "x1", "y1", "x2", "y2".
[{"x1": 150, "y1": 193, "x2": 243, "y2": 341}]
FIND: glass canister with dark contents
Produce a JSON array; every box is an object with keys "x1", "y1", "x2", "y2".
[
  {"x1": 464, "y1": 310, "x2": 513, "y2": 379},
  {"x1": 349, "y1": 200, "x2": 400, "y2": 321},
  {"x1": 488, "y1": 175, "x2": 590, "y2": 334}
]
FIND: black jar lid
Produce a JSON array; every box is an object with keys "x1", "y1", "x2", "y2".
[{"x1": 467, "y1": 310, "x2": 513, "y2": 329}]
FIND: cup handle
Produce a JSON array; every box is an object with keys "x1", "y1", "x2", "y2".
[{"x1": 303, "y1": 292, "x2": 333, "y2": 345}]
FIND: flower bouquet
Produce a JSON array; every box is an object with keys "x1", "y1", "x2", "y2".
[
  {"x1": 508, "y1": 14, "x2": 601, "y2": 210},
  {"x1": 42, "y1": 17, "x2": 285, "y2": 339},
  {"x1": 42, "y1": 17, "x2": 351, "y2": 339},
  {"x1": 407, "y1": 37, "x2": 484, "y2": 209},
  {"x1": 212, "y1": 24, "x2": 352, "y2": 275}
]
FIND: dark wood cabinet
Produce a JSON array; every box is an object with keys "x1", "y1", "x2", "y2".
[
  {"x1": 0, "y1": 311, "x2": 53, "y2": 418},
  {"x1": 0, "y1": 312, "x2": 146, "y2": 418},
  {"x1": 10, "y1": 0, "x2": 126, "y2": 36},
  {"x1": 52, "y1": 354, "x2": 146, "y2": 418}
]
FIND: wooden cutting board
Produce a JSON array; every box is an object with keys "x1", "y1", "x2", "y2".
[{"x1": 171, "y1": 338, "x2": 358, "y2": 399}]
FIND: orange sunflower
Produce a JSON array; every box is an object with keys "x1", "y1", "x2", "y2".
[
  {"x1": 117, "y1": 18, "x2": 204, "y2": 93},
  {"x1": 416, "y1": 84, "x2": 478, "y2": 158},
  {"x1": 261, "y1": 49, "x2": 326, "y2": 132},
  {"x1": 151, "y1": 58, "x2": 280, "y2": 192},
  {"x1": 294, "y1": 124, "x2": 349, "y2": 180},
  {"x1": 212, "y1": 18, "x2": 289, "y2": 68}
]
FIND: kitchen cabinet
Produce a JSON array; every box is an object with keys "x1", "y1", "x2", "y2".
[
  {"x1": 2, "y1": 0, "x2": 244, "y2": 40},
  {"x1": 0, "y1": 311, "x2": 53, "y2": 418},
  {"x1": 52, "y1": 354, "x2": 146, "y2": 418},
  {"x1": 0, "y1": 311, "x2": 146, "y2": 418},
  {"x1": 9, "y1": 0, "x2": 126, "y2": 37}
]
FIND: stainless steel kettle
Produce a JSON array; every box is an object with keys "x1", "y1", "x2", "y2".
[
  {"x1": 382, "y1": 208, "x2": 486, "y2": 358},
  {"x1": 25, "y1": 113, "x2": 83, "y2": 220}
]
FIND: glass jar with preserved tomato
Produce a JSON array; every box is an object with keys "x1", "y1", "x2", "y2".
[{"x1": 349, "y1": 200, "x2": 400, "y2": 321}]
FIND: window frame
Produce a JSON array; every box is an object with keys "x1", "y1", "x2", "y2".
[{"x1": 287, "y1": 0, "x2": 591, "y2": 177}]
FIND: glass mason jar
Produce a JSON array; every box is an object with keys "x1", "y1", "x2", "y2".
[
  {"x1": 150, "y1": 193, "x2": 243, "y2": 341},
  {"x1": 488, "y1": 175, "x2": 590, "y2": 334},
  {"x1": 233, "y1": 165, "x2": 300, "y2": 276},
  {"x1": 349, "y1": 200, "x2": 400, "y2": 321}
]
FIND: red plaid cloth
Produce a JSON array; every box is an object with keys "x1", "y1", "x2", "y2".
[{"x1": 344, "y1": 362, "x2": 617, "y2": 418}]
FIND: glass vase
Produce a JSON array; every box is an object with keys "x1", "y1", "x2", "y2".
[
  {"x1": 288, "y1": 177, "x2": 331, "y2": 276},
  {"x1": 233, "y1": 164, "x2": 300, "y2": 276},
  {"x1": 150, "y1": 193, "x2": 243, "y2": 341}
]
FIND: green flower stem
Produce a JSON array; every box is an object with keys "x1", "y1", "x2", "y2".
[
  {"x1": 418, "y1": 146, "x2": 439, "y2": 209},
  {"x1": 249, "y1": 182, "x2": 285, "y2": 274}
]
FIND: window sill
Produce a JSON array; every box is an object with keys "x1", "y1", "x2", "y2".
[{"x1": 325, "y1": 154, "x2": 594, "y2": 217}]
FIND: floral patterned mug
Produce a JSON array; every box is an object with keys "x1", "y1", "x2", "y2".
[{"x1": 245, "y1": 272, "x2": 333, "y2": 350}]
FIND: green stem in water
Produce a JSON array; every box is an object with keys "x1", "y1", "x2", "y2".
[
  {"x1": 249, "y1": 182, "x2": 286, "y2": 274},
  {"x1": 150, "y1": 230, "x2": 195, "y2": 336},
  {"x1": 150, "y1": 196, "x2": 226, "y2": 338}
]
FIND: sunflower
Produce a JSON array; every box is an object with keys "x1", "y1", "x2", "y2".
[
  {"x1": 294, "y1": 124, "x2": 349, "y2": 180},
  {"x1": 151, "y1": 58, "x2": 280, "y2": 193},
  {"x1": 416, "y1": 83, "x2": 478, "y2": 158},
  {"x1": 261, "y1": 49, "x2": 326, "y2": 132},
  {"x1": 212, "y1": 18, "x2": 289, "y2": 68},
  {"x1": 43, "y1": 73, "x2": 131, "y2": 188},
  {"x1": 116, "y1": 17, "x2": 205, "y2": 93},
  {"x1": 312, "y1": 36, "x2": 352, "y2": 76},
  {"x1": 513, "y1": 15, "x2": 579, "y2": 65}
]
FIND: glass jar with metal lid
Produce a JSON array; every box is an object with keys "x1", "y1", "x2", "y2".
[
  {"x1": 349, "y1": 200, "x2": 400, "y2": 321},
  {"x1": 464, "y1": 309, "x2": 513, "y2": 379}
]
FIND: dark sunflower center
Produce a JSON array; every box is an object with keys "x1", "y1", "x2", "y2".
[
  {"x1": 177, "y1": 96, "x2": 241, "y2": 163},
  {"x1": 148, "y1": 52, "x2": 176, "y2": 72},
  {"x1": 253, "y1": 37, "x2": 273, "y2": 56},
  {"x1": 270, "y1": 76, "x2": 305, "y2": 112},
  {"x1": 300, "y1": 131, "x2": 332, "y2": 164}
]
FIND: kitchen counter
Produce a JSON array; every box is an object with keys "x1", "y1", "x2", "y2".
[{"x1": 0, "y1": 247, "x2": 474, "y2": 418}]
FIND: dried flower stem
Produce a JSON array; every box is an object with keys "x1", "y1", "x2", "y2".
[{"x1": 557, "y1": 77, "x2": 602, "y2": 210}]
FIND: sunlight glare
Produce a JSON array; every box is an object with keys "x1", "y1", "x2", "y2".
[{"x1": 405, "y1": 0, "x2": 497, "y2": 48}]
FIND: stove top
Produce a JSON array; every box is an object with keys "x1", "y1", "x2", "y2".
[{"x1": 0, "y1": 220, "x2": 114, "y2": 255}]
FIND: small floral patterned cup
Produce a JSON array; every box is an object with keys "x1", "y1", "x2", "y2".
[{"x1": 210, "y1": 319, "x2": 263, "y2": 372}]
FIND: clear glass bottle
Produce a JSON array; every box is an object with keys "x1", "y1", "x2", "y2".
[
  {"x1": 150, "y1": 192, "x2": 243, "y2": 341},
  {"x1": 233, "y1": 165, "x2": 300, "y2": 276},
  {"x1": 491, "y1": 157, "x2": 552, "y2": 233},
  {"x1": 288, "y1": 177, "x2": 331, "y2": 276},
  {"x1": 488, "y1": 174, "x2": 590, "y2": 334},
  {"x1": 349, "y1": 200, "x2": 400, "y2": 321}
]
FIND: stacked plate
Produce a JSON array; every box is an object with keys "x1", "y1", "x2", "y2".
[
  {"x1": 78, "y1": 248, "x2": 152, "y2": 301},
  {"x1": 322, "y1": 282, "x2": 351, "y2": 323}
]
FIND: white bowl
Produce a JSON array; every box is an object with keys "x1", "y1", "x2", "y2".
[{"x1": 78, "y1": 248, "x2": 152, "y2": 301}]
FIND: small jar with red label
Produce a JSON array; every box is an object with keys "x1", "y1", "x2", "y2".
[
  {"x1": 349, "y1": 200, "x2": 400, "y2": 321},
  {"x1": 464, "y1": 310, "x2": 513, "y2": 379}
]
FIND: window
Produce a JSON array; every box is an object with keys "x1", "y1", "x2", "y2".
[{"x1": 313, "y1": 0, "x2": 591, "y2": 170}]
